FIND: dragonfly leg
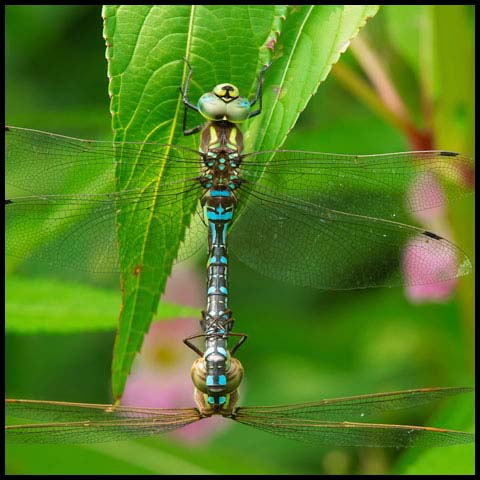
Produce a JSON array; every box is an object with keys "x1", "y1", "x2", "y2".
[
  {"x1": 180, "y1": 57, "x2": 199, "y2": 112},
  {"x1": 183, "y1": 334, "x2": 205, "y2": 357},
  {"x1": 180, "y1": 57, "x2": 204, "y2": 136},
  {"x1": 248, "y1": 61, "x2": 272, "y2": 118},
  {"x1": 229, "y1": 333, "x2": 248, "y2": 355},
  {"x1": 183, "y1": 124, "x2": 204, "y2": 136}
]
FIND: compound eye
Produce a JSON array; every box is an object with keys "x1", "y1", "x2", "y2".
[
  {"x1": 198, "y1": 92, "x2": 227, "y2": 120},
  {"x1": 213, "y1": 83, "x2": 239, "y2": 101},
  {"x1": 226, "y1": 97, "x2": 251, "y2": 123}
]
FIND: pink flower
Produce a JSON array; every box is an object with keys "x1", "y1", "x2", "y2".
[
  {"x1": 403, "y1": 237, "x2": 458, "y2": 303},
  {"x1": 403, "y1": 173, "x2": 458, "y2": 302},
  {"x1": 406, "y1": 172, "x2": 446, "y2": 222}
]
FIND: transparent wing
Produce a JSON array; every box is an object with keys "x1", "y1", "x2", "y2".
[
  {"x1": 6, "y1": 185, "x2": 203, "y2": 274},
  {"x1": 229, "y1": 184, "x2": 471, "y2": 289},
  {"x1": 232, "y1": 416, "x2": 474, "y2": 448},
  {"x1": 232, "y1": 387, "x2": 474, "y2": 448},
  {"x1": 241, "y1": 149, "x2": 474, "y2": 219},
  {"x1": 234, "y1": 387, "x2": 473, "y2": 422},
  {"x1": 175, "y1": 200, "x2": 208, "y2": 264},
  {"x1": 231, "y1": 149, "x2": 473, "y2": 290},
  {"x1": 5, "y1": 399, "x2": 202, "y2": 444},
  {"x1": 5, "y1": 127, "x2": 205, "y2": 273},
  {"x1": 6, "y1": 126, "x2": 202, "y2": 196}
]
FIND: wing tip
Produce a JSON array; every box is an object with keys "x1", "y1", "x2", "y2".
[
  {"x1": 423, "y1": 230, "x2": 443, "y2": 241},
  {"x1": 440, "y1": 151, "x2": 459, "y2": 157}
]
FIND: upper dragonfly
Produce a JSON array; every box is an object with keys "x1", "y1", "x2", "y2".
[{"x1": 5, "y1": 60, "x2": 474, "y2": 290}]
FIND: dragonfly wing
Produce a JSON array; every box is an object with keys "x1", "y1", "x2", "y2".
[
  {"x1": 6, "y1": 185, "x2": 202, "y2": 275},
  {"x1": 234, "y1": 387, "x2": 473, "y2": 422},
  {"x1": 241, "y1": 149, "x2": 474, "y2": 220},
  {"x1": 6, "y1": 126, "x2": 204, "y2": 274},
  {"x1": 230, "y1": 184, "x2": 471, "y2": 289},
  {"x1": 175, "y1": 200, "x2": 208, "y2": 264},
  {"x1": 6, "y1": 399, "x2": 202, "y2": 444},
  {"x1": 6, "y1": 126, "x2": 202, "y2": 197},
  {"x1": 232, "y1": 415, "x2": 474, "y2": 448},
  {"x1": 5, "y1": 417, "x2": 203, "y2": 444}
]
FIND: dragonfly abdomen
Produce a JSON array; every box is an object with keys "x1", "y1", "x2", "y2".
[
  {"x1": 199, "y1": 194, "x2": 235, "y2": 406},
  {"x1": 200, "y1": 122, "x2": 243, "y2": 335}
]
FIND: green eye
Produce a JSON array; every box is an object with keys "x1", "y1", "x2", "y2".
[
  {"x1": 198, "y1": 92, "x2": 227, "y2": 120},
  {"x1": 226, "y1": 96, "x2": 251, "y2": 123}
]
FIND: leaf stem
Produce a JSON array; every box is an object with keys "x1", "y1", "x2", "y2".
[
  {"x1": 333, "y1": 36, "x2": 433, "y2": 150},
  {"x1": 331, "y1": 61, "x2": 405, "y2": 132}
]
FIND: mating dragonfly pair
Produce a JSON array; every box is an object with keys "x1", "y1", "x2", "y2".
[{"x1": 5, "y1": 60, "x2": 474, "y2": 447}]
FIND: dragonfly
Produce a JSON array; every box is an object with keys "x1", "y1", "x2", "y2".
[{"x1": 5, "y1": 60, "x2": 474, "y2": 292}]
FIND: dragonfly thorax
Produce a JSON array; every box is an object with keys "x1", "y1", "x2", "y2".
[{"x1": 199, "y1": 123, "x2": 244, "y2": 191}]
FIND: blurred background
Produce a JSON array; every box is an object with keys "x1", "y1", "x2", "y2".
[{"x1": 5, "y1": 5, "x2": 474, "y2": 475}]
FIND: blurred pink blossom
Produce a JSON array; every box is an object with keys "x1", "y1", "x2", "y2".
[
  {"x1": 403, "y1": 173, "x2": 458, "y2": 302},
  {"x1": 406, "y1": 172, "x2": 446, "y2": 221},
  {"x1": 403, "y1": 238, "x2": 458, "y2": 303}
]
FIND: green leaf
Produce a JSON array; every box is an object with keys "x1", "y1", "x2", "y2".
[
  {"x1": 102, "y1": 4, "x2": 282, "y2": 401},
  {"x1": 103, "y1": 5, "x2": 379, "y2": 400},
  {"x1": 6, "y1": 275, "x2": 198, "y2": 334},
  {"x1": 247, "y1": 5, "x2": 379, "y2": 153}
]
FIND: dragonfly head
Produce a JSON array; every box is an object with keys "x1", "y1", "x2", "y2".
[
  {"x1": 198, "y1": 83, "x2": 251, "y2": 123},
  {"x1": 190, "y1": 339, "x2": 244, "y2": 408}
]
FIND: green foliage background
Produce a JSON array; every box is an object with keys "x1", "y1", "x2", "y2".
[{"x1": 5, "y1": 5, "x2": 474, "y2": 475}]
